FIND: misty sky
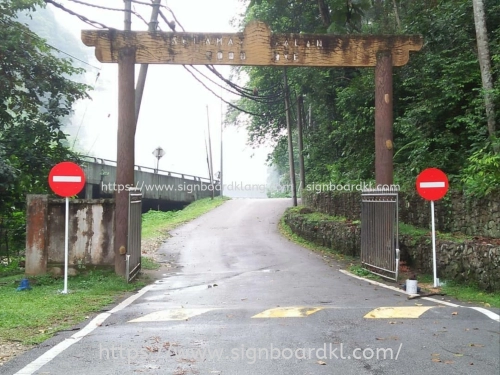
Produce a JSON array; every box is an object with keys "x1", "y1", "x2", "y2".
[{"x1": 36, "y1": 0, "x2": 272, "y2": 194}]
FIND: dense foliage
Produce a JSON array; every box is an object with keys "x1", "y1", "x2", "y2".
[
  {"x1": 0, "y1": 0, "x2": 89, "y2": 253},
  {"x1": 229, "y1": 0, "x2": 499, "y2": 195}
]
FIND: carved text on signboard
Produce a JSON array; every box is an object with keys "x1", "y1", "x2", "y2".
[{"x1": 82, "y1": 21, "x2": 423, "y2": 67}]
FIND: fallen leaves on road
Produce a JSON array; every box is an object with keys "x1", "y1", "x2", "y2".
[
  {"x1": 451, "y1": 312, "x2": 458, "y2": 316},
  {"x1": 431, "y1": 353, "x2": 441, "y2": 363},
  {"x1": 317, "y1": 361, "x2": 327, "y2": 365}
]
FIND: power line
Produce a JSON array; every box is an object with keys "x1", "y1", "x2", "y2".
[
  {"x1": 67, "y1": 0, "x2": 128, "y2": 12},
  {"x1": 183, "y1": 65, "x2": 294, "y2": 119},
  {"x1": 0, "y1": 19, "x2": 101, "y2": 71},
  {"x1": 189, "y1": 65, "x2": 282, "y2": 104},
  {"x1": 43, "y1": 0, "x2": 111, "y2": 29}
]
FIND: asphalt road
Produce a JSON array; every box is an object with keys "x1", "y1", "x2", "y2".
[{"x1": 4, "y1": 199, "x2": 500, "y2": 375}]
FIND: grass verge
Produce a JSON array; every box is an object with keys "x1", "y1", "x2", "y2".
[
  {"x1": 278, "y1": 215, "x2": 355, "y2": 263},
  {"x1": 0, "y1": 270, "x2": 144, "y2": 345},
  {"x1": 141, "y1": 256, "x2": 161, "y2": 270},
  {"x1": 413, "y1": 274, "x2": 500, "y2": 308},
  {"x1": 440, "y1": 281, "x2": 500, "y2": 308},
  {"x1": 142, "y1": 196, "x2": 229, "y2": 241}
]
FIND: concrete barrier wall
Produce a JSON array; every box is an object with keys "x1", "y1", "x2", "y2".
[
  {"x1": 83, "y1": 161, "x2": 219, "y2": 202},
  {"x1": 26, "y1": 195, "x2": 115, "y2": 276}
]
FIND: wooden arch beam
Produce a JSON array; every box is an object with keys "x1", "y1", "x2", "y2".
[{"x1": 82, "y1": 21, "x2": 423, "y2": 67}]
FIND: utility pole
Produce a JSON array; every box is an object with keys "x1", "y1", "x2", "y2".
[
  {"x1": 135, "y1": 0, "x2": 162, "y2": 127},
  {"x1": 204, "y1": 133, "x2": 212, "y2": 197},
  {"x1": 152, "y1": 146, "x2": 165, "y2": 210},
  {"x1": 115, "y1": 0, "x2": 135, "y2": 276},
  {"x1": 206, "y1": 106, "x2": 215, "y2": 199},
  {"x1": 220, "y1": 94, "x2": 224, "y2": 198},
  {"x1": 283, "y1": 69, "x2": 297, "y2": 206},
  {"x1": 297, "y1": 95, "x2": 306, "y2": 195},
  {"x1": 308, "y1": 103, "x2": 312, "y2": 129},
  {"x1": 124, "y1": 0, "x2": 131, "y2": 31}
]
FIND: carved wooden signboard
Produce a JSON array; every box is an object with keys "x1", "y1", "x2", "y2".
[{"x1": 82, "y1": 21, "x2": 422, "y2": 67}]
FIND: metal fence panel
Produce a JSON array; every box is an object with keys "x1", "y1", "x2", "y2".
[
  {"x1": 126, "y1": 188, "x2": 142, "y2": 282},
  {"x1": 361, "y1": 191, "x2": 399, "y2": 281}
]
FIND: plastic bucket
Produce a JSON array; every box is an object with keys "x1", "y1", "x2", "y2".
[{"x1": 406, "y1": 280, "x2": 418, "y2": 294}]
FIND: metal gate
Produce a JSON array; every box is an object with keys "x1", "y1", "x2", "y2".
[
  {"x1": 361, "y1": 190, "x2": 399, "y2": 281},
  {"x1": 126, "y1": 188, "x2": 142, "y2": 283}
]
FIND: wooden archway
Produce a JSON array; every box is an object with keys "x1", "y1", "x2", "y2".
[{"x1": 82, "y1": 21, "x2": 423, "y2": 276}]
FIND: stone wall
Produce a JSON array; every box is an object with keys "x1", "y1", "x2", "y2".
[
  {"x1": 26, "y1": 195, "x2": 115, "y2": 276},
  {"x1": 284, "y1": 208, "x2": 361, "y2": 257},
  {"x1": 284, "y1": 208, "x2": 500, "y2": 291},
  {"x1": 303, "y1": 190, "x2": 500, "y2": 238}
]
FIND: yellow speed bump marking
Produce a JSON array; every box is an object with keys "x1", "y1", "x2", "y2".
[
  {"x1": 252, "y1": 307, "x2": 324, "y2": 318},
  {"x1": 364, "y1": 306, "x2": 434, "y2": 319},
  {"x1": 129, "y1": 308, "x2": 215, "y2": 322}
]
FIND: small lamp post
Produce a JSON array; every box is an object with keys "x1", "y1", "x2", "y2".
[
  {"x1": 152, "y1": 146, "x2": 165, "y2": 210},
  {"x1": 152, "y1": 146, "x2": 165, "y2": 173}
]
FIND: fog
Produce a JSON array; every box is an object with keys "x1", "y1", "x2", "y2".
[{"x1": 28, "y1": 0, "x2": 272, "y2": 197}]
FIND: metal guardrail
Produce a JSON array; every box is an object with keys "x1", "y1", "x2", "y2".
[{"x1": 81, "y1": 155, "x2": 213, "y2": 184}]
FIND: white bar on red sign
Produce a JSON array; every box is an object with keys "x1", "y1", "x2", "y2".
[
  {"x1": 53, "y1": 176, "x2": 82, "y2": 183},
  {"x1": 419, "y1": 182, "x2": 445, "y2": 188}
]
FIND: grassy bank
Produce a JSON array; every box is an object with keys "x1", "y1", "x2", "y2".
[{"x1": 142, "y1": 196, "x2": 229, "y2": 241}]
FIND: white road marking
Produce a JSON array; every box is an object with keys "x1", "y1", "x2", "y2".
[
  {"x1": 466, "y1": 307, "x2": 500, "y2": 322},
  {"x1": 129, "y1": 308, "x2": 215, "y2": 322},
  {"x1": 340, "y1": 269, "x2": 499, "y2": 322}
]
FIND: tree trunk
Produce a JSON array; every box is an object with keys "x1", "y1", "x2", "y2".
[
  {"x1": 317, "y1": 0, "x2": 331, "y2": 28},
  {"x1": 472, "y1": 0, "x2": 497, "y2": 146}
]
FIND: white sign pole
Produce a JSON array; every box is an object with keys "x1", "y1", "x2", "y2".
[
  {"x1": 430, "y1": 200, "x2": 438, "y2": 287},
  {"x1": 63, "y1": 197, "x2": 69, "y2": 294}
]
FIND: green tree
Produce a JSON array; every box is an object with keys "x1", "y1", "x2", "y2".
[
  {"x1": 0, "y1": 0, "x2": 90, "y2": 217},
  {"x1": 229, "y1": 0, "x2": 500, "y2": 194}
]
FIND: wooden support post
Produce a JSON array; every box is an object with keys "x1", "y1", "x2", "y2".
[
  {"x1": 297, "y1": 95, "x2": 306, "y2": 194},
  {"x1": 283, "y1": 69, "x2": 297, "y2": 206},
  {"x1": 115, "y1": 47, "x2": 136, "y2": 277},
  {"x1": 375, "y1": 51, "x2": 393, "y2": 186}
]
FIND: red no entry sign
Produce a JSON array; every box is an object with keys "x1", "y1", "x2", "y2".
[
  {"x1": 48, "y1": 162, "x2": 86, "y2": 197},
  {"x1": 416, "y1": 168, "x2": 449, "y2": 201}
]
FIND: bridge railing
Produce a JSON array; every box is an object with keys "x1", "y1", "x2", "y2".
[{"x1": 81, "y1": 155, "x2": 215, "y2": 184}]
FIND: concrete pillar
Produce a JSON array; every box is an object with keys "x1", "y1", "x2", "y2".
[
  {"x1": 25, "y1": 195, "x2": 48, "y2": 275},
  {"x1": 85, "y1": 183, "x2": 93, "y2": 199}
]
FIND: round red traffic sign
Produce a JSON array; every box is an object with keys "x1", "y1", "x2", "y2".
[
  {"x1": 416, "y1": 168, "x2": 449, "y2": 201},
  {"x1": 48, "y1": 162, "x2": 86, "y2": 197}
]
